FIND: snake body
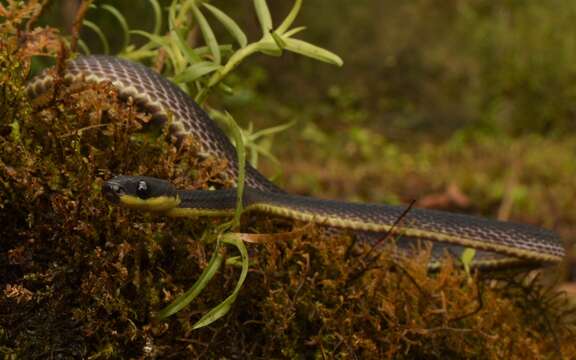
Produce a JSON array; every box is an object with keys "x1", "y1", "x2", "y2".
[
  {"x1": 27, "y1": 55, "x2": 565, "y2": 269},
  {"x1": 27, "y1": 55, "x2": 280, "y2": 193}
]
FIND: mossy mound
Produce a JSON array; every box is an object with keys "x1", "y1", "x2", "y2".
[{"x1": 1, "y1": 22, "x2": 575, "y2": 360}]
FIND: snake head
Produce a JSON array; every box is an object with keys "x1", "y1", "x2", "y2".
[{"x1": 102, "y1": 175, "x2": 180, "y2": 212}]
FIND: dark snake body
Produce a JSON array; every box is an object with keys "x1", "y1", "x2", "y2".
[
  {"x1": 27, "y1": 55, "x2": 565, "y2": 268},
  {"x1": 27, "y1": 55, "x2": 280, "y2": 192}
]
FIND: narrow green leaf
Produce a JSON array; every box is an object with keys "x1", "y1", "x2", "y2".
[
  {"x1": 246, "y1": 142, "x2": 282, "y2": 168},
  {"x1": 253, "y1": 0, "x2": 273, "y2": 35},
  {"x1": 192, "y1": 299, "x2": 232, "y2": 330},
  {"x1": 83, "y1": 20, "x2": 110, "y2": 54},
  {"x1": 178, "y1": 0, "x2": 197, "y2": 26},
  {"x1": 217, "y1": 82, "x2": 234, "y2": 95},
  {"x1": 171, "y1": 62, "x2": 221, "y2": 83},
  {"x1": 195, "y1": 44, "x2": 234, "y2": 56},
  {"x1": 77, "y1": 39, "x2": 91, "y2": 55},
  {"x1": 203, "y1": 3, "x2": 247, "y2": 48},
  {"x1": 461, "y1": 248, "x2": 476, "y2": 278},
  {"x1": 191, "y1": 2, "x2": 221, "y2": 65},
  {"x1": 277, "y1": 0, "x2": 302, "y2": 34},
  {"x1": 168, "y1": 31, "x2": 187, "y2": 72},
  {"x1": 157, "y1": 251, "x2": 224, "y2": 319},
  {"x1": 250, "y1": 120, "x2": 295, "y2": 140},
  {"x1": 118, "y1": 0, "x2": 161, "y2": 60},
  {"x1": 148, "y1": 0, "x2": 162, "y2": 35},
  {"x1": 219, "y1": 111, "x2": 246, "y2": 226},
  {"x1": 130, "y1": 30, "x2": 170, "y2": 49},
  {"x1": 168, "y1": 0, "x2": 178, "y2": 31},
  {"x1": 121, "y1": 49, "x2": 157, "y2": 61},
  {"x1": 101, "y1": 4, "x2": 130, "y2": 52},
  {"x1": 283, "y1": 26, "x2": 306, "y2": 38},
  {"x1": 165, "y1": 1, "x2": 193, "y2": 72},
  {"x1": 172, "y1": 28, "x2": 202, "y2": 63},
  {"x1": 283, "y1": 38, "x2": 343, "y2": 66},
  {"x1": 193, "y1": 234, "x2": 249, "y2": 329},
  {"x1": 130, "y1": 30, "x2": 178, "y2": 64}
]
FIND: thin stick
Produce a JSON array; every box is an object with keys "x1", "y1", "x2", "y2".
[
  {"x1": 70, "y1": 0, "x2": 93, "y2": 53},
  {"x1": 345, "y1": 200, "x2": 416, "y2": 285},
  {"x1": 363, "y1": 199, "x2": 416, "y2": 263},
  {"x1": 26, "y1": 0, "x2": 52, "y2": 31}
]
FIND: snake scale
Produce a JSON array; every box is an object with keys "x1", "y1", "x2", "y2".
[{"x1": 27, "y1": 55, "x2": 565, "y2": 270}]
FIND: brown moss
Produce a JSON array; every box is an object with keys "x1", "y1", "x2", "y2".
[{"x1": 1, "y1": 4, "x2": 575, "y2": 359}]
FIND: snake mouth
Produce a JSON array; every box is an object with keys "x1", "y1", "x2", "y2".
[{"x1": 102, "y1": 181, "x2": 125, "y2": 204}]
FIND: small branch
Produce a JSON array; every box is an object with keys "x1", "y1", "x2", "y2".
[
  {"x1": 26, "y1": 0, "x2": 52, "y2": 31},
  {"x1": 363, "y1": 200, "x2": 416, "y2": 263},
  {"x1": 345, "y1": 200, "x2": 416, "y2": 286},
  {"x1": 70, "y1": 0, "x2": 93, "y2": 53}
]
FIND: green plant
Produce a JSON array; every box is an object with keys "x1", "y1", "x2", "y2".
[
  {"x1": 70, "y1": 0, "x2": 344, "y2": 328},
  {"x1": 81, "y1": 0, "x2": 342, "y2": 101},
  {"x1": 79, "y1": 0, "x2": 340, "y2": 167}
]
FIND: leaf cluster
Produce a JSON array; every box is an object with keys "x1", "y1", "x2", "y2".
[{"x1": 78, "y1": 0, "x2": 342, "y2": 104}]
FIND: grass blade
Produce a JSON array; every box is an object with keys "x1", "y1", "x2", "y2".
[
  {"x1": 171, "y1": 61, "x2": 221, "y2": 83},
  {"x1": 203, "y1": 3, "x2": 247, "y2": 48},
  {"x1": 77, "y1": 39, "x2": 91, "y2": 55},
  {"x1": 167, "y1": 30, "x2": 187, "y2": 72},
  {"x1": 148, "y1": 0, "x2": 162, "y2": 35},
  {"x1": 101, "y1": 4, "x2": 130, "y2": 53},
  {"x1": 156, "y1": 251, "x2": 224, "y2": 319},
  {"x1": 461, "y1": 248, "x2": 476, "y2": 278},
  {"x1": 219, "y1": 111, "x2": 246, "y2": 226},
  {"x1": 168, "y1": 0, "x2": 178, "y2": 32},
  {"x1": 250, "y1": 119, "x2": 295, "y2": 139},
  {"x1": 253, "y1": 0, "x2": 273, "y2": 35},
  {"x1": 130, "y1": 30, "x2": 177, "y2": 64},
  {"x1": 195, "y1": 44, "x2": 233, "y2": 56},
  {"x1": 172, "y1": 28, "x2": 202, "y2": 63},
  {"x1": 246, "y1": 142, "x2": 282, "y2": 168},
  {"x1": 130, "y1": 30, "x2": 170, "y2": 50},
  {"x1": 283, "y1": 37, "x2": 343, "y2": 66},
  {"x1": 277, "y1": 0, "x2": 302, "y2": 35},
  {"x1": 83, "y1": 20, "x2": 109, "y2": 54},
  {"x1": 191, "y1": 2, "x2": 221, "y2": 64},
  {"x1": 283, "y1": 26, "x2": 306, "y2": 38},
  {"x1": 192, "y1": 234, "x2": 249, "y2": 329}
]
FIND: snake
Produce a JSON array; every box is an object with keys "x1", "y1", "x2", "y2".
[{"x1": 27, "y1": 55, "x2": 565, "y2": 270}]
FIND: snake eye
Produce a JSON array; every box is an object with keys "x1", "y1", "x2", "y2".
[{"x1": 136, "y1": 180, "x2": 150, "y2": 199}]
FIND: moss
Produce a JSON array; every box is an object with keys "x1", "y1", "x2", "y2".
[{"x1": 1, "y1": 5, "x2": 575, "y2": 359}]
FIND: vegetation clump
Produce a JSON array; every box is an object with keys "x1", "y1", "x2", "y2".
[{"x1": 1, "y1": 1, "x2": 575, "y2": 358}]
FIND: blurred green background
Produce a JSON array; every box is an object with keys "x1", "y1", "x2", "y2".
[
  {"x1": 43, "y1": 0, "x2": 576, "y2": 136},
  {"x1": 40, "y1": 0, "x2": 576, "y2": 272}
]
